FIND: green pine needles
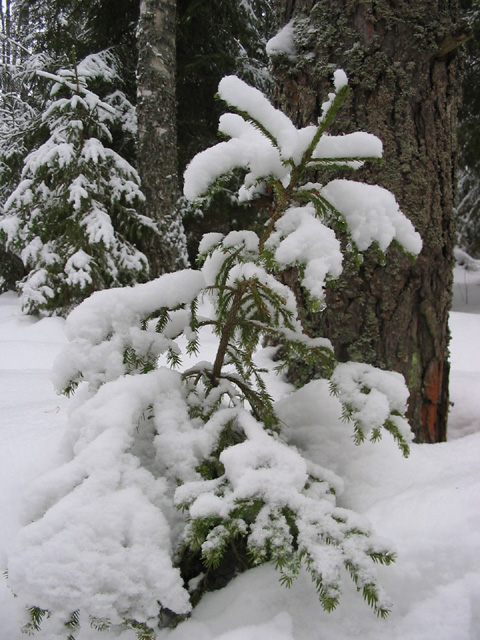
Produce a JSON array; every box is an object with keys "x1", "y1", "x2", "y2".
[{"x1": 172, "y1": 69, "x2": 419, "y2": 619}]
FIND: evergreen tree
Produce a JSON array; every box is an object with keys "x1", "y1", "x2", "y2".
[
  {"x1": 8, "y1": 72, "x2": 421, "y2": 639},
  {"x1": 0, "y1": 53, "x2": 153, "y2": 315},
  {"x1": 0, "y1": 0, "x2": 141, "y2": 296},
  {"x1": 7, "y1": 0, "x2": 140, "y2": 165}
]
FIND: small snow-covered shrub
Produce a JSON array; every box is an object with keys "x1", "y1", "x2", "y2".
[
  {"x1": 7, "y1": 70, "x2": 421, "y2": 638},
  {"x1": 0, "y1": 53, "x2": 154, "y2": 316}
]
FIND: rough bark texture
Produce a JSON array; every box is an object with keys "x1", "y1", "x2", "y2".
[
  {"x1": 137, "y1": 0, "x2": 187, "y2": 275},
  {"x1": 271, "y1": 0, "x2": 461, "y2": 442}
]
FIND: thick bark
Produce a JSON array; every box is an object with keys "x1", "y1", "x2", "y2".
[
  {"x1": 272, "y1": 0, "x2": 461, "y2": 442},
  {"x1": 137, "y1": 0, "x2": 187, "y2": 275}
]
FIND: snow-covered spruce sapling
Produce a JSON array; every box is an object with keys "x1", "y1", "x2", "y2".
[
  {"x1": 0, "y1": 52, "x2": 154, "y2": 316},
  {"x1": 7, "y1": 71, "x2": 421, "y2": 638},
  {"x1": 178, "y1": 70, "x2": 420, "y2": 608}
]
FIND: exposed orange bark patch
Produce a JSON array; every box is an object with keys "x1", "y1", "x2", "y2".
[{"x1": 421, "y1": 359, "x2": 446, "y2": 443}]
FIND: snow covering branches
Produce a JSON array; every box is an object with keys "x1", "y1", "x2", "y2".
[
  {"x1": 185, "y1": 71, "x2": 420, "y2": 304},
  {"x1": 0, "y1": 52, "x2": 153, "y2": 316},
  {"x1": 7, "y1": 71, "x2": 421, "y2": 638}
]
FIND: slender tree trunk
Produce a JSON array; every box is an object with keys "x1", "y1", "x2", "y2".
[
  {"x1": 136, "y1": 0, "x2": 187, "y2": 275},
  {"x1": 271, "y1": 0, "x2": 462, "y2": 442}
]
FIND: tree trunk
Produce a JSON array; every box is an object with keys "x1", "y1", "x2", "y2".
[
  {"x1": 136, "y1": 0, "x2": 187, "y2": 275},
  {"x1": 271, "y1": 0, "x2": 462, "y2": 443}
]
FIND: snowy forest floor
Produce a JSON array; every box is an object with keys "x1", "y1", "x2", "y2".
[{"x1": 1, "y1": 264, "x2": 480, "y2": 640}]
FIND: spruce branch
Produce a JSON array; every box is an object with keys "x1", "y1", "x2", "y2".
[{"x1": 212, "y1": 284, "x2": 246, "y2": 382}]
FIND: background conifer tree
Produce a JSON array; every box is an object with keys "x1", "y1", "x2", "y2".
[
  {"x1": 0, "y1": 54, "x2": 153, "y2": 315},
  {"x1": 0, "y1": 0, "x2": 141, "y2": 295}
]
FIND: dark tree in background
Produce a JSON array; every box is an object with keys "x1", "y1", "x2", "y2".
[
  {"x1": 176, "y1": 0, "x2": 273, "y2": 171},
  {"x1": 457, "y1": 0, "x2": 480, "y2": 256},
  {"x1": 271, "y1": 0, "x2": 464, "y2": 443},
  {"x1": 177, "y1": 0, "x2": 274, "y2": 262},
  {"x1": 137, "y1": 0, "x2": 188, "y2": 275}
]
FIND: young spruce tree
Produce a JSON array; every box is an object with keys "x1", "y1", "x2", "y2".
[
  {"x1": 0, "y1": 52, "x2": 152, "y2": 315},
  {"x1": 8, "y1": 71, "x2": 421, "y2": 639}
]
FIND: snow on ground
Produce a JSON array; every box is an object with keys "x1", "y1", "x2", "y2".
[
  {"x1": 1, "y1": 267, "x2": 480, "y2": 639},
  {"x1": 0, "y1": 292, "x2": 69, "y2": 638}
]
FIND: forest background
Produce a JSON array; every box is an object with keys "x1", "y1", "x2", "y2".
[{"x1": 0, "y1": 1, "x2": 479, "y2": 639}]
